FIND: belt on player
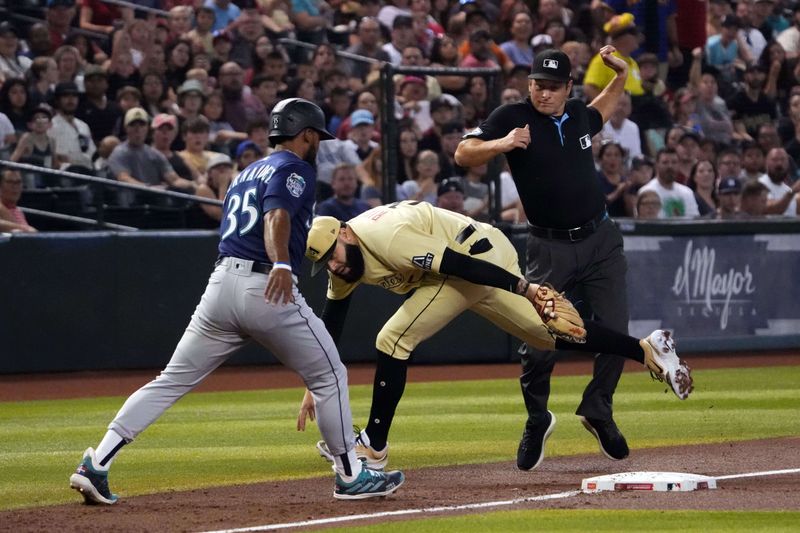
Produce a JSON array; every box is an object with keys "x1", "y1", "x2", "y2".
[
  {"x1": 215, "y1": 255, "x2": 273, "y2": 275},
  {"x1": 527, "y1": 211, "x2": 609, "y2": 242}
]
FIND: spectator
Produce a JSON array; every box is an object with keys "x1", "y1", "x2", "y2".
[
  {"x1": 219, "y1": 62, "x2": 265, "y2": 132},
  {"x1": 178, "y1": 116, "x2": 217, "y2": 178},
  {"x1": 690, "y1": 61, "x2": 737, "y2": 145},
  {"x1": 337, "y1": 90, "x2": 381, "y2": 142},
  {"x1": 624, "y1": 155, "x2": 655, "y2": 215},
  {"x1": 229, "y1": 8, "x2": 264, "y2": 70},
  {"x1": 736, "y1": 0, "x2": 767, "y2": 63},
  {"x1": 250, "y1": 75, "x2": 281, "y2": 114},
  {"x1": 25, "y1": 23, "x2": 54, "y2": 60},
  {"x1": 345, "y1": 109, "x2": 378, "y2": 161},
  {"x1": 383, "y1": 15, "x2": 416, "y2": 65},
  {"x1": 0, "y1": 170, "x2": 36, "y2": 233},
  {"x1": 670, "y1": 87, "x2": 703, "y2": 135},
  {"x1": 460, "y1": 29, "x2": 499, "y2": 69},
  {"x1": 438, "y1": 120, "x2": 465, "y2": 180},
  {"x1": 676, "y1": 130, "x2": 702, "y2": 184},
  {"x1": 583, "y1": 14, "x2": 642, "y2": 101},
  {"x1": 635, "y1": 189, "x2": 662, "y2": 219},
  {"x1": 462, "y1": 162, "x2": 490, "y2": 220},
  {"x1": 245, "y1": 118, "x2": 270, "y2": 157},
  {"x1": 741, "y1": 141, "x2": 767, "y2": 181},
  {"x1": 93, "y1": 135, "x2": 119, "y2": 175},
  {"x1": 630, "y1": 53, "x2": 673, "y2": 142},
  {"x1": 210, "y1": 31, "x2": 233, "y2": 77},
  {"x1": 760, "y1": 147, "x2": 800, "y2": 215},
  {"x1": 10, "y1": 104, "x2": 58, "y2": 174},
  {"x1": 457, "y1": 8, "x2": 510, "y2": 71},
  {"x1": 419, "y1": 95, "x2": 456, "y2": 152},
  {"x1": 345, "y1": 17, "x2": 391, "y2": 83},
  {"x1": 151, "y1": 113, "x2": 195, "y2": 181},
  {"x1": 168, "y1": 5, "x2": 194, "y2": 42},
  {"x1": 141, "y1": 73, "x2": 168, "y2": 118},
  {"x1": 0, "y1": 22, "x2": 32, "y2": 80},
  {"x1": 49, "y1": 81, "x2": 95, "y2": 170},
  {"x1": 77, "y1": 65, "x2": 121, "y2": 144},
  {"x1": 46, "y1": 0, "x2": 78, "y2": 53},
  {"x1": 108, "y1": 107, "x2": 196, "y2": 198},
  {"x1": 397, "y1": 75, "x2": 432, "y2": 132},
  {"x1": 740, "y1": 177, "x2": 769, "y2": 216},
  {"x1": 315, "y1": 134, "x2": 362, "y2": 197},
  {"x1": 186, "y1": 6, "x2": 216, "y2": 56},
  {"x1": 467, "y1": 75, "x2": 490, "y2": 123},
  {"x1": 203, "y1": 90, "x2": 246, "y2": 153},
  {"x1": 79, "y1": 0, "x2": 128, "y2": 36},
  {"x1": 176, "y1": 79, "x2": 206, "y2": 125},
  {"x1": 398, "y1": 149, "x2": 439, "y2": 204},
  {"x1": 378, "y1": 0, "x2": 412, "y2": 30},
  {"x1": 206, "y1": 0, "x2": 241, "y2": 33},
  {"x1": 164, "y1": 39, "x2": 193, "y2": 91},
  {"x1": 501, "y1": 87, "x2": 523, "y2": 104},
  {"x1": 730, "y1": 64, "x2": 775, "y2": 139},
  {"x1": 196, "y1": 152, "x2": 233, "y2": 223},
  {"x1": 291, "y1": 0, "x2": 329, "y2": 47},
  {"x1": 394, "y1": 44, "x2": 442, "y2": 100},
  {"x1": 315, "y1": 163, "x2": 371, "y2": 220},
  {"x1": 396, "y1": 125, "x2": 419, "y2": 184},
  {"x1": 234, "y1": 139, "x2": 262, "y2": 171},
  {"x1": 358, "y1": 145, "x2": 384, "y2": 207},
  {"x1": 776, "y1": 4, "x2": 800, "y2": 60},
  {"x1": 435, "y1": 176, "x2": 466, "y2": 214},
  {"x1": 705, "y1": 15, "x2": 749, "y2": 85},
  {"x1": 429, "y1": 34, "x2": 466, "y2": 93},
  {"x1": 713, "y1": 176, "x2": 742, "y2": 218},
  {"x1": 717, "y1": 147, "x2": 743, "y2": 179},
  {"x1": 500, "y1": 11, "x2": 535, "y2": 68},
  {"x1": 53, "y1": 45, "x2": 83, "y2": 89},
  {"x1": 753, "y1": 0, "x2": 789, "y2": 42},
  {"x1": 638, "y1": 148, "x2": 700, "y2": 218},
  {"x1": 27, "y1": 57, "x2": 58, "y2": 107},
  {"x1": 688, "y1": 159, "x2": 719, "y2": 216},
  {"x1": 596, "y1": 140, "x2": 629, "y2": 218},
  {"x1": 601, "y1": 92, "x2": 642, "y2": 161},
  {"x1": 0, "y1": 78, "x2": 31, "y2": 134}
]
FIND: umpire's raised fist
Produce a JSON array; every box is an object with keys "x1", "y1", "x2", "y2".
[{"x1": 501, "y1": 124, "x2": 531, "y2": 152}]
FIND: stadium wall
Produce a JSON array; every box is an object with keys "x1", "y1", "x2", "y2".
[{"x1": 2, "y1": 221, "x2": 799, "y2": 373}]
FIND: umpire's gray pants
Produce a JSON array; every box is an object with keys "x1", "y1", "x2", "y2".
[
  {"x1": 109, "y1": 258, "x2": 356, "y2": 456},
  {"x1": 520, "y1": 220, "x2": 629, "y2": 422}
]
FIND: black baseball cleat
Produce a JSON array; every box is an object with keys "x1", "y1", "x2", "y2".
[
  {"x1": 516, "y1": 410, "x2": 556, "y2": 471},
  {"x1": 579, "y1": 416, "x2": 629, "y2": 460}
]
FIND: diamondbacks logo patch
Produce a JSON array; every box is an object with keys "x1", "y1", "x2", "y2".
[
  {"x1": 412, "y1": 253, "x2": 435, "y2": 270},
  {"x1": 286, "y1": 172, "x2": 306, "y2": 197}
]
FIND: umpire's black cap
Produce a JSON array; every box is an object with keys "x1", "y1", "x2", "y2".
[{"x1": 529, "y1": 49, "x2": 571, "y2": 83}]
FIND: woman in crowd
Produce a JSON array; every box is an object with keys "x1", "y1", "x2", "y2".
[
  {"x1": 203, "y1": 90, "x2": 246, "y2": 154},
  {"x1": 499, "y1": 11, "x2": 534, "y2": 68},
  {"x1": 359, "y1": 145, "x2": 384, "y2": 208},
  {"x1": 398, "y1": 148, "x2": 439, "y2": 204},
  {"x1": 396, "y1": 125, "x2": 420, "y2": 185},
  {"x1": 164, "y1": 39, "x2": 193, "y2": 91},
  {"x1": 285, "y1": 77, "x2": 317, "y2": 101},
  {"x1": 140, "y1": 72, "x2": 169, "y2": 117},
  {"x1": 429, "y1": 35, "x2": 466, "y2": 93},
  {"x1": 596, "y1": 140, "x2": 629, "y2": 218},
  {"x1": 54, "y1": 45, "x2": 84, "y2": 89},
  {"x1": 687, "y1": 159, "x2": 718, "y2": 217},
  {"x1": 0, "y1": 78, "x2": 32, "y2": 134},
  {"x1": 670, "y1": 87, "x2": 703, "y2": 134},
  {"x1": 26, "y1": 57, "x2": 58, "y2": 107}
]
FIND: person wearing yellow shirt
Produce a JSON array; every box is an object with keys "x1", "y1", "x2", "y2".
[{"x1": 584, "y1": 13, "x2": 644, "y2": 101}]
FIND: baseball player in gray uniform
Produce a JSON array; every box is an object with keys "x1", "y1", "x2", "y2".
[{"x1": 69, "y1": 98, "x2": 404, "y2": 504}]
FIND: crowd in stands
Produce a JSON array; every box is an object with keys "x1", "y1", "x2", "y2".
[{"x1": 2, "y1": 0, "x2": 800, "y2": 233}]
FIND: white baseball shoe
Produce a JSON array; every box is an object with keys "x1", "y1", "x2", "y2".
[{"x1": 640, "y1": 330, "x2": 694, "y2": 400}]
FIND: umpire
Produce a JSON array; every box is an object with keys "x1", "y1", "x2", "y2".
[{"x1": 455, "y1": 46, "x2": 631, "y2": 470}]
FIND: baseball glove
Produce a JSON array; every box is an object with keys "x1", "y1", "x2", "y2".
[{"x1": 529, "y1": 284, "x2": 587, "y2": 344}]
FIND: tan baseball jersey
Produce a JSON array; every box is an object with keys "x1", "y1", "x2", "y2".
[{"x1": 324, "y1": 201, "x2": 556, "y2": 359}]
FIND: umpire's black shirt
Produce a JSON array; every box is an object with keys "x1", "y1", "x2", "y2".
[{"x1": 464, "y1": 97, "x2": 606, "y2": 229}]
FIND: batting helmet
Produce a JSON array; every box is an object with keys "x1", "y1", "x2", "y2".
[
  {"x1": 268, "y1": 98, "x2": 334, "y2": 143},
  {"x1": 306, "y1": 216, "x2": 341, "y2": 276}
]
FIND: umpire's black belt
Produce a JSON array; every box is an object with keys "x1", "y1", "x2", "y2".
[
  {"x1": 527, "y1": 211, "x2": 609, "y2": 242},
  {"x1": 216, "y1": 255, "x2": 273, "y2": 274}
]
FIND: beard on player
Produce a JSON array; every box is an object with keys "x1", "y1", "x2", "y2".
[{"x1": 335, "y1": 243, "x2": 365, "y2": 283}]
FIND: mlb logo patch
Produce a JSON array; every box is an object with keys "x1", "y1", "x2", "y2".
[
  {"x1": 579, "y1": 134, "x2": 592, "y2": 150},
  {"x1": 543, "y1": 59, "x2": 559, "y2": 69}
]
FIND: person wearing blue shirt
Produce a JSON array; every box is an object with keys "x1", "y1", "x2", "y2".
[
  {"x1": 69, "y1": 99, "x2": 405, "y2": 506},
  {"x1": 315, "y1": 163, "x2": 371, "y2": 220},
  {"x1": 205, "y1": 0, "x2": 241, "y2": 32}
]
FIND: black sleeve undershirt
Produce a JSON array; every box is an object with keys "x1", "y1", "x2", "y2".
[
  {"x1": 321, "y1": 294, "x2": 352, "y2": 344},
  {"x1": 439, "y1": 247, "x2": 522, "y2": 293}
]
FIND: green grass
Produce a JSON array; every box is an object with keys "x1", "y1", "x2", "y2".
[
  {"x1": 326, "y1": 510, "x2": 800, "y2": 532},
  {"x1": 0, "y1": 366, "x2": 798, "y2": 511}
]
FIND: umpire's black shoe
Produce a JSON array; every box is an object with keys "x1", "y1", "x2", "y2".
[
  {"x1": 516, "y1": 410, "x2": 556, "y2": 471},
  {"x1": 579, "y1": 416, "x2": 629, "y2": 460}
]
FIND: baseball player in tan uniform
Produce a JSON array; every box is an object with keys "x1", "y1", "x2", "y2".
[{"x1": 299, "y1": 201, "x2": 692, "y2": 470}]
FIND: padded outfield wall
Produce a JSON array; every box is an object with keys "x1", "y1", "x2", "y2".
[{"x1": 1, "y1": 219, "x2": 799, "y2": 373}]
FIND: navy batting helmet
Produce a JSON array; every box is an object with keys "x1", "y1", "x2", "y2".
[{"x1": 268, "y1": 98, "x2": 334, "y2": 142}]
